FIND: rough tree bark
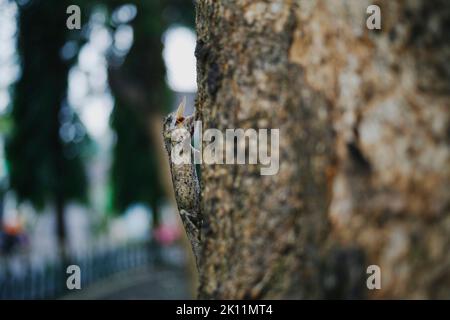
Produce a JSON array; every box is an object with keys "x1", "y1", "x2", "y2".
[{"x1": 194, "y1": 0, "x2": 450, "y2": 299}]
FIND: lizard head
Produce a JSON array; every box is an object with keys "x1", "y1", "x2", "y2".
[{"x1": 163, "y1": 97, "x2": 193, "y2": 151}]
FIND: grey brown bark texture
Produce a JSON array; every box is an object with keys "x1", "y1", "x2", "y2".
[{"x1": 194, "y1": 0, "x2": 450, "y2": 299}]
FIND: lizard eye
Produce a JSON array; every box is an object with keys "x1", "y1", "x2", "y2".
[{"x1": 175, "y1": 116, "x2": 185, "y2": 126}]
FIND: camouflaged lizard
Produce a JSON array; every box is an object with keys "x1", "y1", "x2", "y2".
[{"x1": 163, "y1": 97, "x2": 202, "y2": 266}]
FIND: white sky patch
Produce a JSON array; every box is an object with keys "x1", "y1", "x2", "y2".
[
  {"x1": 163, "y1": 26, "x2": 197, "y2": 92},
  {"x1": 114, "y1": 24, "x2": 134, "y2": 53},
  {"x1": 68, "y1": 67, "x2": 88, "y2": 102},
  {"x1": 112, "y1": 4, "x2": 137, "y2": 25},
  {"x1": 80, "y1": 95, "x2": 114, "y2": 138},
  {"x1": 0, "y1": 0, "x2": 19, "y2": 114},
  {"x1": 0, "y1": 91, "x2": 9, "y2": 114},
  {"x1": 68, "y1": 19, "x2": 113, "y2": 140}
]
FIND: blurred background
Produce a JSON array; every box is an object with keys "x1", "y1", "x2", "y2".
[{"x1": 0, "y1": 0, "x2": 197, "y2": 299}]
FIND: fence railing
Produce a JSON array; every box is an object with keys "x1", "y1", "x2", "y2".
[{"x1": 0, "y1": 241, "x2": 160, "y2": 299}]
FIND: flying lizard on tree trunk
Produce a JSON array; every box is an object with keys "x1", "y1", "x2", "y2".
[{"x1": 162, "y1": 97, "x2": 202, "y2": 267}]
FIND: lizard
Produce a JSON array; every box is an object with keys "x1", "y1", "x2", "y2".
[{"x1": 162, "y1": 97, "x2": 202, "y2": 266}]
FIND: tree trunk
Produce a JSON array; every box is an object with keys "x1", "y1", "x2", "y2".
[
  {"x1": 195, "y1": 0, "x2": 450, "y2": 299},
  {"x1": 0, "y1": 192, "x2": 4, "y2": 231},
  {"x1": 55, "y1": 195, "x2": 68, "y2": 265}
]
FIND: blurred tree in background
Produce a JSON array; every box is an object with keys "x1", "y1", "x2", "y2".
[
  {"x1": 105, "y1": 0, "x2": 194, "y2": 226},
  {"x1": 109, "y1": 100, "x2": 164, "y2": 221},
  {"x1": 5, "y1": 0, "x2": 93, "y2": 260}
]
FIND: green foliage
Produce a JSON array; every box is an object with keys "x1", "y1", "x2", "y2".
[
  {"x1": 109, "y1": 99, "x2": 163, "y2": 213},
  {"x1": 6, "y1": 0, "x2": 91, "y2": 209}
]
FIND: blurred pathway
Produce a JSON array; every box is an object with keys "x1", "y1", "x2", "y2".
[{"x1": 63, "y1": 265, "x2": 193, "y2": 300}]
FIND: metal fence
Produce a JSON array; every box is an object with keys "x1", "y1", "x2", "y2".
[{"x1": 0, "y1": 241, "x2": 159, "y2": 299}]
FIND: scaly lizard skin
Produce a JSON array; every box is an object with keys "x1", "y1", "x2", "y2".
[{"x1": 162, "y1": 98, "x2": 202, "y2": 266}]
